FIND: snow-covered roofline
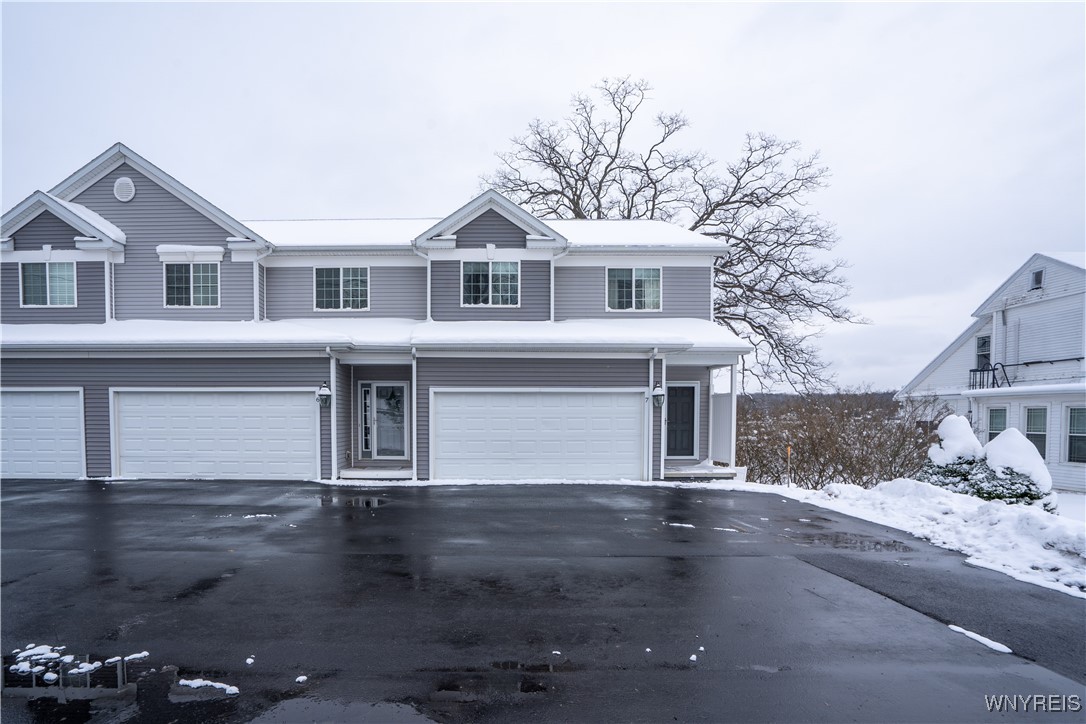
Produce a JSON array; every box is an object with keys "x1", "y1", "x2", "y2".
[{"x1": 0, "y1": 318, "x2": 752, "y2": 355}]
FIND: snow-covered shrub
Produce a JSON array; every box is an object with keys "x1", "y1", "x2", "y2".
[
  {"x1": 979, "y1": 428, "x2": 1057, "y2": 512},
  {"x1": 916, "y1": 415, "x2": 984, "y2": 493},
  {"x1": 917, "y1": 416, "x2": 1056, "y2": 512}
]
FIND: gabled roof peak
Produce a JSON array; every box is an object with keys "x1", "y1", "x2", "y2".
[
  {"x1": 413, "y1": 189, "x2": 567, "y2": 247},
  {"x1": 1, "y1": 190, "x2": 126, "y2": 244}
]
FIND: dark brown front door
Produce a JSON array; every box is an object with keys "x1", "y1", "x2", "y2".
[{"x1": 666, "y1": 385, "x2": 695, "y2": 457}]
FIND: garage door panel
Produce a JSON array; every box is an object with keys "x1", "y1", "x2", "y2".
[
  {"x1": 1, "y1": 390, "x2": 85, "y2": 479},
  {"x1": 116, "y1": 391, "x2": 317, "y2": 480},
  {"x1": 432, "y1": 390, "x2": 643, "y2": 480}
]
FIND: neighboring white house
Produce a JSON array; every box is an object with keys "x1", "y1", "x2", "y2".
[{"x1": 898, "y1": 253, "x2": 1086, "y2": 493}]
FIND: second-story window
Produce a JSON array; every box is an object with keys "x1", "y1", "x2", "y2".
[
  {"x1": 462, "y1": 261, "x2": 519, "y2": 306},
  {"x1": 165, "y1": 263, "x2": 219, "y2": 307},
  {"x1": 975, "y1": 335, "x2": 991, "y2": 369},
  {"x1": 1030, "y1": 269, "x2": 1044, "y2": 290},
  {"x1": 608, "y1": 268, "x2": 661, "y2": 311},
  {"x1": 315, "y1": 267, "x2": 368, "y2": 310},
  {"x1": 20, "y1": 262, "x2": 76, "y2": 307}
]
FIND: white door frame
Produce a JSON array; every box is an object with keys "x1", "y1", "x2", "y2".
[{"x1": 359, "y1": 380, "x2": 410, "y2": 461}]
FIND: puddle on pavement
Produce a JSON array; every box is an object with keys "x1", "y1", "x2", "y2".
[
  {"x1": 490, "y1": 660, "x2": 583, "y2": 673},
  {"x1": 248, "y1": 698, "x2": 432, "y2": 723},
  {"x1": 792, "y1": 532, "x2": 913, "y2": 552},
  {"x1": 321, "y1": 495, "x2": 389, "y2": 509}
]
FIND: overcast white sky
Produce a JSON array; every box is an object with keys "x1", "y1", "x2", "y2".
[{"x1": 3, "y1": 2, "x2": 1083, "y2": 390}]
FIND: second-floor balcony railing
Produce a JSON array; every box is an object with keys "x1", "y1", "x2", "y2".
[{"x1": 968, "y1": 357, "x2": 1086, "y2": 390}]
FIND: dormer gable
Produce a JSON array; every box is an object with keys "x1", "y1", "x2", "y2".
[
  {"x1": 973, "y1": 252, "x2": 1086, "y2": 317},
  {"x1": 1, "y1": 190, "x2": 126, "y2": 252},
  {"x1": 414, "y1": 190, "x2": 567, "y2": 252}
]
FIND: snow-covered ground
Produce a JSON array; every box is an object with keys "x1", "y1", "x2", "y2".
[{"x1": 328, "y1": 476, "x2": 1085, "y2": 597}]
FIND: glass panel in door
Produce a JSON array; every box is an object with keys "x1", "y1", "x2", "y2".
[{"x1": 374, "y1": 384, "x2": 406, "y2": 458}]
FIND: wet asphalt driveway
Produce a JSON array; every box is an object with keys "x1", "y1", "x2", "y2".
[{"x1": 1, "y1": 479, "x2": 1083, "y2": 723}]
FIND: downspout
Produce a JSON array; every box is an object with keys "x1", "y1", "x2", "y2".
[
  {"x1": 550, "y1": 247, "x2": 569, "y2": 322},
  {"x1": 103, "y1": 259, "x2": 113, "y2": 321},
  {"x1": 648, "y1": 347, "x2": 657, "y2": 482},
  {"x1": 252, "y1": 246, "x2": 273, "y2": 321},
  {"x1": 411, "y1": 346, "x2": 419, "y2": 481},
  {"x1": 412, "y1": 246, "x2": 432, "y2": 321},
  {"x1": 327, "y1": 346, "x2": 338, "y2": 481}
]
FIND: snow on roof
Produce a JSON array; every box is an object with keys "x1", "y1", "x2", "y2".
[
  {"x1": 45, "y1": 194, "x2": 126, "y2": 244},
  {"x1": 1040, "y1": 251, "x2": 1086, "y2": 270},
  {"x1": 242, "y1": 218, "x2": 436, "y2": 247},
  {"x1": 242, "y1": 217, "x2": 726, "y2": 251},
  {"x1": 0, "y1": 317, "x2": 751, "y2": 353}
]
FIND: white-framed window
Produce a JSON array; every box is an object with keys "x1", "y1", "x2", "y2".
[
  {"x1": 20, "y1": 261, "x2": 76, "y2": 307},
  {"x1": 1024, "y1": 407, "x2": 1047, "y2": 459},
  {"x1": 1029, "y1": 269, "x2": 1044, "y2": 290},
  {"x1": 975, "y1": 335, "x2": 991, "y2": 369},
  {"x1": 987, "y1": 407, "x2": 1006, "y2": 442},
  {"x1": 461, "y1": 261, "x2": 519, "y2": 306},
  {"x1": 164, "y1": 263, "x2": 219, "y2": 307},
  {"x1": 315, "y1": 267, "x2": 368, "y2": 310},
  {"x1": 1068, "y1": 407, "x2": 1086, "y2": 464},
  {"x1": 607, "y1": 267, "x2": 661, "y2": 311}
]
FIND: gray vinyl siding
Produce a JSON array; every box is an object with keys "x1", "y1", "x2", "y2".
[
  {"x1": 12, "y1": 211, "x2": 80, "y2": 250},
  {"x1": 1, "y1": 261, "x2": 106, "y2": 324},
  {"x1": 554, "y1": 266, "x2": 712, "y2": 320},
  {"x1": 335, "y1": 361, "x2": 351, "y2": 471},
  {"x1": 349, "y1": 364, "x2": 412, "y2": 460},
  {"x1": 667, "y1": 365, "x2": 711, "y2": 463},
  {"x1": 265, "y1": 266, "x2": 426, "y2": 320},
  {"x1": 0, "y1": 357, "x2": 329, "y2": 478},
  {"x1": 431, "y1": 260, "x2": 549, "y2": 321},
  {"x1": 416, "y1": 358, "x2": 649, "y2": 479},
  {"x1": 456, "y1": 210, "x2": 527, "y2": 249},
  {"x1": 71, "y1": 164, "x2": 254, "y2": 321}
]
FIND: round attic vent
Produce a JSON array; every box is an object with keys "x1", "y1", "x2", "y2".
[{"x1": 113, "y1": 177, "x2": 136, "y2": 202}]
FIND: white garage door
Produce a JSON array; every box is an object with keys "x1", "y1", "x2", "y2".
[
  {"x1": 432, "y1": 390, "x2": 644, "y2": 480},
  {"x1": 115, "y1": 390, "x2": 318, "y2": 480},
  {"x1": 1, "y1": 389, "x2": 85, "y2": 479}
]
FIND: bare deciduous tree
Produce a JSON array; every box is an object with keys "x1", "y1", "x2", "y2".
[{"x1": 484, "y1": 77, "x2": 862, "y2": 391}]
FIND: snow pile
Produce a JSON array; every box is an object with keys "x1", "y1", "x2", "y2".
[
  {"x1": 818, "y1": 479, "x2": 1084, "y2": 593},
  {"x1": 178, "y1": 678, "x2": 240, "y2": 696},
  {"x1": 918, "y1": 416, "x2": 1056, "y2": 511}
]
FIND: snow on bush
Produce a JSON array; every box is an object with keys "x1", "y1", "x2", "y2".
[
  {"x1": 819, "y1": 478, "x2": 1085, "y2": 593},
  {"x1": 917, "y1": 416, "x2": 1056, "y2": 512}
]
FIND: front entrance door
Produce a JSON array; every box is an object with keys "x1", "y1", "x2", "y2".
[
  {"x1": 666, "y1": 384, "x2": 696, "y2": 458},
  {"x1": 372, "y1": 383, "x2": 408, "y2": 459}
]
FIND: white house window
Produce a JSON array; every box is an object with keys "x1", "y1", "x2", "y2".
[
  {"x1": 315, "y1": 267, "x2": 368, "y2": 310},
  {"x1": 987, "y1": 407, "x2": 1006, "y2": 442},
  {"x1": 608, "y1": 268, "x2": 661, "y2": 311},
  {"x1": 1030, "y1": 269, "x2": 1044, "y2": 290},
  {"x1": 1024, "y1": 407, "x2": 1047, "y2": 459},
  {"x1": 1069, "y1": 408, "x2": 1086, "y2": 464},
  {"x1": 20, "y1": 262, "x2": 76, "y2": 307},
  {"x1": 975, "y1": 335, "x2": 991, "y2": 369},
  {"x1": 165, "y1": 263, "x2": 219, "y2": 307},
  {"x1": 462, "y1": 261, "x2": 519, "y2": 306}
]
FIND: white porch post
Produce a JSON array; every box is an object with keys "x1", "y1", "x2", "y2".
[{"x1": 729, "y1": 364, "x2": 738, "y2": 467}]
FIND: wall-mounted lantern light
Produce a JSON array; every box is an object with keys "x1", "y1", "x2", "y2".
[
  {"x1": 651, "y1": 383, "x2": 666, "y2": 408},
  {"x1": 316, "y1": 382, "x2": 332, "y2": 408}
]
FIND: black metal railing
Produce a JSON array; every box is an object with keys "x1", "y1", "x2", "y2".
[
  {"x1": 968, "y1": 363, "x2": 1011, "y2": 390},
  {"x1": 968, "y1": 357, "x2": 1085, "y2": 390}
]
